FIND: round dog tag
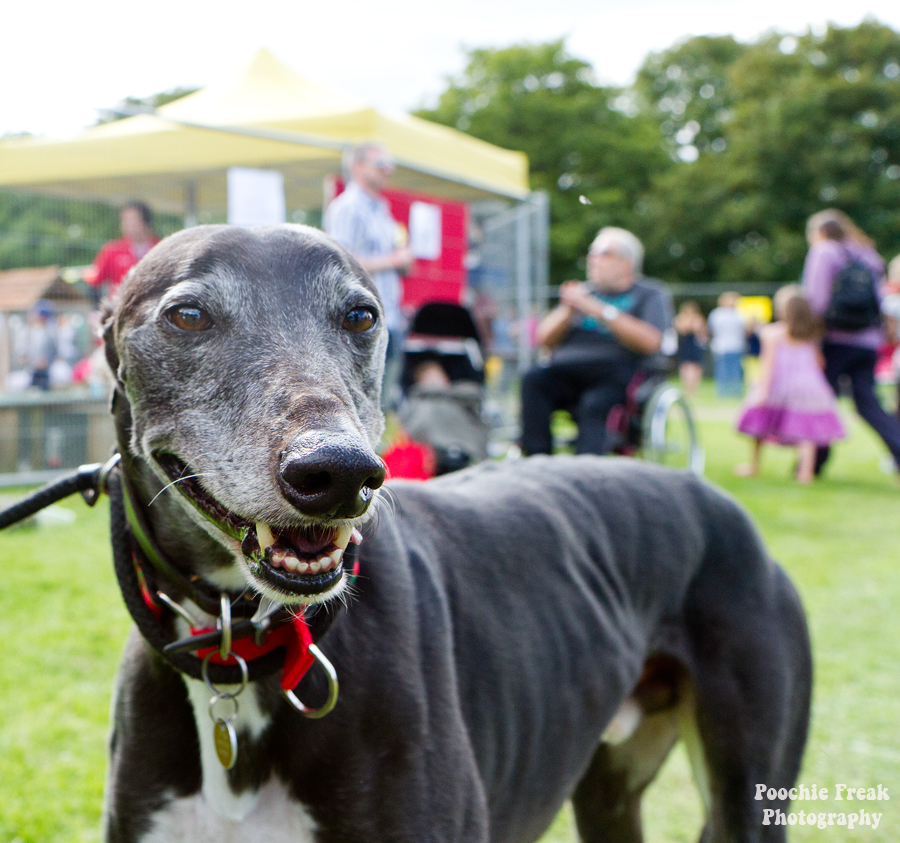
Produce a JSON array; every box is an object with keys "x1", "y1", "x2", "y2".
[{"x1": 213, "y1": 719, "x2": 238, "y2": 770}]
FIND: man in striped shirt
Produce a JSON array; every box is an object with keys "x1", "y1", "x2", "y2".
[{"x1": 325, "y1": 144, "x2": 412, "y2": 409}]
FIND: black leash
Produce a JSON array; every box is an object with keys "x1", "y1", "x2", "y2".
[
  {"x1": 0, "y1": 455, "x2": 121, "y2": 530},
  {"x1": 1, "y1": 451, "x2": 348, "y2": 690}
]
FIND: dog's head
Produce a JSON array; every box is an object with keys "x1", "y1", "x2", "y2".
[{"x1": 103, "y1": 224, "x2": 387, "y2": 605}]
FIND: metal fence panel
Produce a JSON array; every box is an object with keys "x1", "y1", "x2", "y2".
[
  {"x1": 0, "y1": 391, "x2": 115, "y2": 486},
  {"x1": 472, "y1": 192, "x2": 549, "y2": 372},
  {"x1": 0, "y1": 190, "x2": 551, "y2": 481}
]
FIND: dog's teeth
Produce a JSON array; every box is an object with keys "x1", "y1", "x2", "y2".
[
  {"x1": 335, "y1": 525, "x2": 353, "y2": 550},
  {"x1": 329, "y1": 547, "x2": 344, "y2": 566},
  {"x1": 350, "y1": 528, "x2": 363, "y2": 545},
  {"x1": 256, "y1": 522, "x2": 276, "y2": 550},
  {"x1": 283, "y1": 554, "x2": 300, "y2": 573},
  {"x1": 297, "y1": 561, "x2": 310, "y2": 574},
  {"x1": 270, "y1": 549, "x2": 286, "y2": 566},
  {"x1": 309, "y1": 560, "x2": 321, "y2": 575}
]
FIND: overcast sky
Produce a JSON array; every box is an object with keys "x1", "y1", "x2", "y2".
[{"x1": 5, "y1": 0, "x2": 900, "y2": 138}]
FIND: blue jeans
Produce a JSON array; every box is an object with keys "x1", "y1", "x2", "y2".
[{"x1": 713, "y1": 352, "x2": 744, "y2": 397}]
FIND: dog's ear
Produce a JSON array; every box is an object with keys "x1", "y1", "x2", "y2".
[
  {"x1": 101, "y1": 305, "x2": 133, "y2": 432},
  {"x1": 99, "y1": 298, "x2": 125, "y2": 386}
]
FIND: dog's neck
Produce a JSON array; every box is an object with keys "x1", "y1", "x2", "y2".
[{"x1": 109, "y1": 454, "x2": 345, "y2": 678}]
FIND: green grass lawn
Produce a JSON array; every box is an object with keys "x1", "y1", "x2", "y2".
[{"x1": 1, "y1": 385, "x2": 898, "y2": 842}]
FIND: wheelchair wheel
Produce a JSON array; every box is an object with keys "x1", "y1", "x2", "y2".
[{"x1": 641, "y1": 383, "x2": 705, "y2": 474}]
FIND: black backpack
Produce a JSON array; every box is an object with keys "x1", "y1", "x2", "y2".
[{"x1": 824, "y1": 247, "x2": 882, "y2": 332}]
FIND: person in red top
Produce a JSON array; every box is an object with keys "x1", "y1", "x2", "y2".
[{"x1": 89, "y1": 202, "x2": 159, "y2": 300}]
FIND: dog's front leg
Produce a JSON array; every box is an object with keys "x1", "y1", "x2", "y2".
[
  {"x1": 311, "y1": 748, "x2": 490, "y2": 843},
  {"x1": 269, "y1": 651, "x2": 492, "y2": 842},
  {"x1": 103, "y1": 633, "x2": 203, "y2": 842}
]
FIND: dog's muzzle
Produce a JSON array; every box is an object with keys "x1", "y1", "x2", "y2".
[{"x1": 155, "y1": 439, "x2": 383, "y2": 602}]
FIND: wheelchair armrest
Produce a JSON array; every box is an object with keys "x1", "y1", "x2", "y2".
[
  {"x1": 632, "y1": 375, "x2": 666, "y2": 405},
  {"x1": 639, "y1": 353, "x2": 674, "y2": 377}
]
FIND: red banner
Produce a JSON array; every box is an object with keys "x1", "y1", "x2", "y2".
[{"x1": 327, "y1": 178, "x2": 468, "y2": 312}]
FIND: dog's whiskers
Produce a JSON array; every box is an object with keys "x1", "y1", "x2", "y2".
[
  {"x1": 337, "y1": 577, "x2": 359, "y2": 609},
  {"x1": 369, "y1": 488, "x2": 396, "y2": 530},
  {"x1": 148, "y1": 473, "x2": 211, "y2": 507},
  {"x1": 377, "y1": 485, "x2": 397, "y2": 512}
]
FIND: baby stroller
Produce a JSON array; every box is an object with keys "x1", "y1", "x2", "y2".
[{"x1": 392, "y1": 302, "x2": 491, "y2": 477}]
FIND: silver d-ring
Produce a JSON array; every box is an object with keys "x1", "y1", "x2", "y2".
[
  {"x1": 208, "y1": 692, "x2": 239, "y2": 724},
  {"x1": 201, "y1": 649, "x2": 249, "y2": 699},
  {"x1": 98, "y1": 452, "x2": 122, "y2": 494},
  {"x1": 282, "y1": 644, "x2": 339, "y2": 719},
  {"x1": 218, "y1": 594, "x2": 232, "y2": 660}
]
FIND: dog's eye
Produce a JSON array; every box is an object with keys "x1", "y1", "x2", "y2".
[
  {"x1": 165, "y1": 305, "x2": 213, "y2": 332},
  {"x1": 342, "y1": 307, "x2": 377, "y2": 333}
]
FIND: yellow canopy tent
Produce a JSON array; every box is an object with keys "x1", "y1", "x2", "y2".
[{"x1": 0, "y1": 49, "x2": 530, "y2": 217}]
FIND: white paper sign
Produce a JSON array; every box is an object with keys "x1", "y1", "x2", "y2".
[
  {"x1": 409, "y1": 201, "x2": 442, "y2": 260},
  {"x1": 227, "y1": 167, "x2": 286, "y2": 227}
]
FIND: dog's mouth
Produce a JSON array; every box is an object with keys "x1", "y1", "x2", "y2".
[{"x1": 156, "y1": 453, "x2": 361, "y2": 598}]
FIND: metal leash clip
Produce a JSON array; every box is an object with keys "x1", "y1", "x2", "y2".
[{"x1": 79, "y1": 453, "x2": 122, "y2": 507}]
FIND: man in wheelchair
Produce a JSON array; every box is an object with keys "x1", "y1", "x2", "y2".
[{"x1": 520, "y1": 227, "x2": 675, "y2": 456}]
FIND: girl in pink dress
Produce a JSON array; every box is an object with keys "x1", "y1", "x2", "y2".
[{"x1": 735, "y1": 285, "x2": 845, "y2": 483}]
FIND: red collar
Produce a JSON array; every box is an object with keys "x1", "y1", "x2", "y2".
[
  {"x1": 133, "y1": 548, "x2": 359, "y2": 691},
  {"x1": 193, "y1": 614, "x2": 314, "y2": 691}
]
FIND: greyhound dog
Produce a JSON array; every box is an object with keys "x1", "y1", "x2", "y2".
[{"x1": 100, "y1": 224, "x2": 811, "y2": 842}]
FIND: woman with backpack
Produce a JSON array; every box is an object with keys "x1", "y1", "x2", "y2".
[{"x1": 802, "y1": 209, "x2": 900, "y2": 477}]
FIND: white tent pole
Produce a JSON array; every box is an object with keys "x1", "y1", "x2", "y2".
[
  {"x1": 184, "y1": 181, "x2": 198, "y2": 228},
  {"x1": 515, "y1": 202, "x2": 532, "y2": 374},
  {"x1": 532, "y1": 192, "x2": 550, "y2": 320}
]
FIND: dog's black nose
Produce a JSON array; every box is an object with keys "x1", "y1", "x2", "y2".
[{"x1": 279, "y1": 440, "x2": 385, "y2": 518}]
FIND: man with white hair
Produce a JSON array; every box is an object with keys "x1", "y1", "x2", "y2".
[
  {"x1": 520, "y1": 227, "x2": 673, "y2": 455},
  {"x1": 325, "y1": 143, "x2": 413, "y2": 407}
]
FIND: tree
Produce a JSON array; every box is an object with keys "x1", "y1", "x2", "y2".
[
  {"x1": 728, "y1": 22, "x2": 900, "y2": 255},
  {"x1": 0, "y1": 191, "x2": 183, "y2": 272},
  {"x1": 633, "y1": 34, "x2": 747, "y2": 159},
  {"x1": 417, "y1": 41, "x2": 671, "y2": 284},
  {"x1": 636, "y1": 22, "x2": 900, "y2": 286}
]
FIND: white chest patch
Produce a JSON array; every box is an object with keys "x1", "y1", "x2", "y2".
[
  {"x1": 182, "y1": 674, "x2": 271, "y2": 819},
  {"x1": 140, "y1": 675, "x2": 318, "y2": 842},
  {"x1": 138, "y1": 778, "x2": 318, "y2": 843}
]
